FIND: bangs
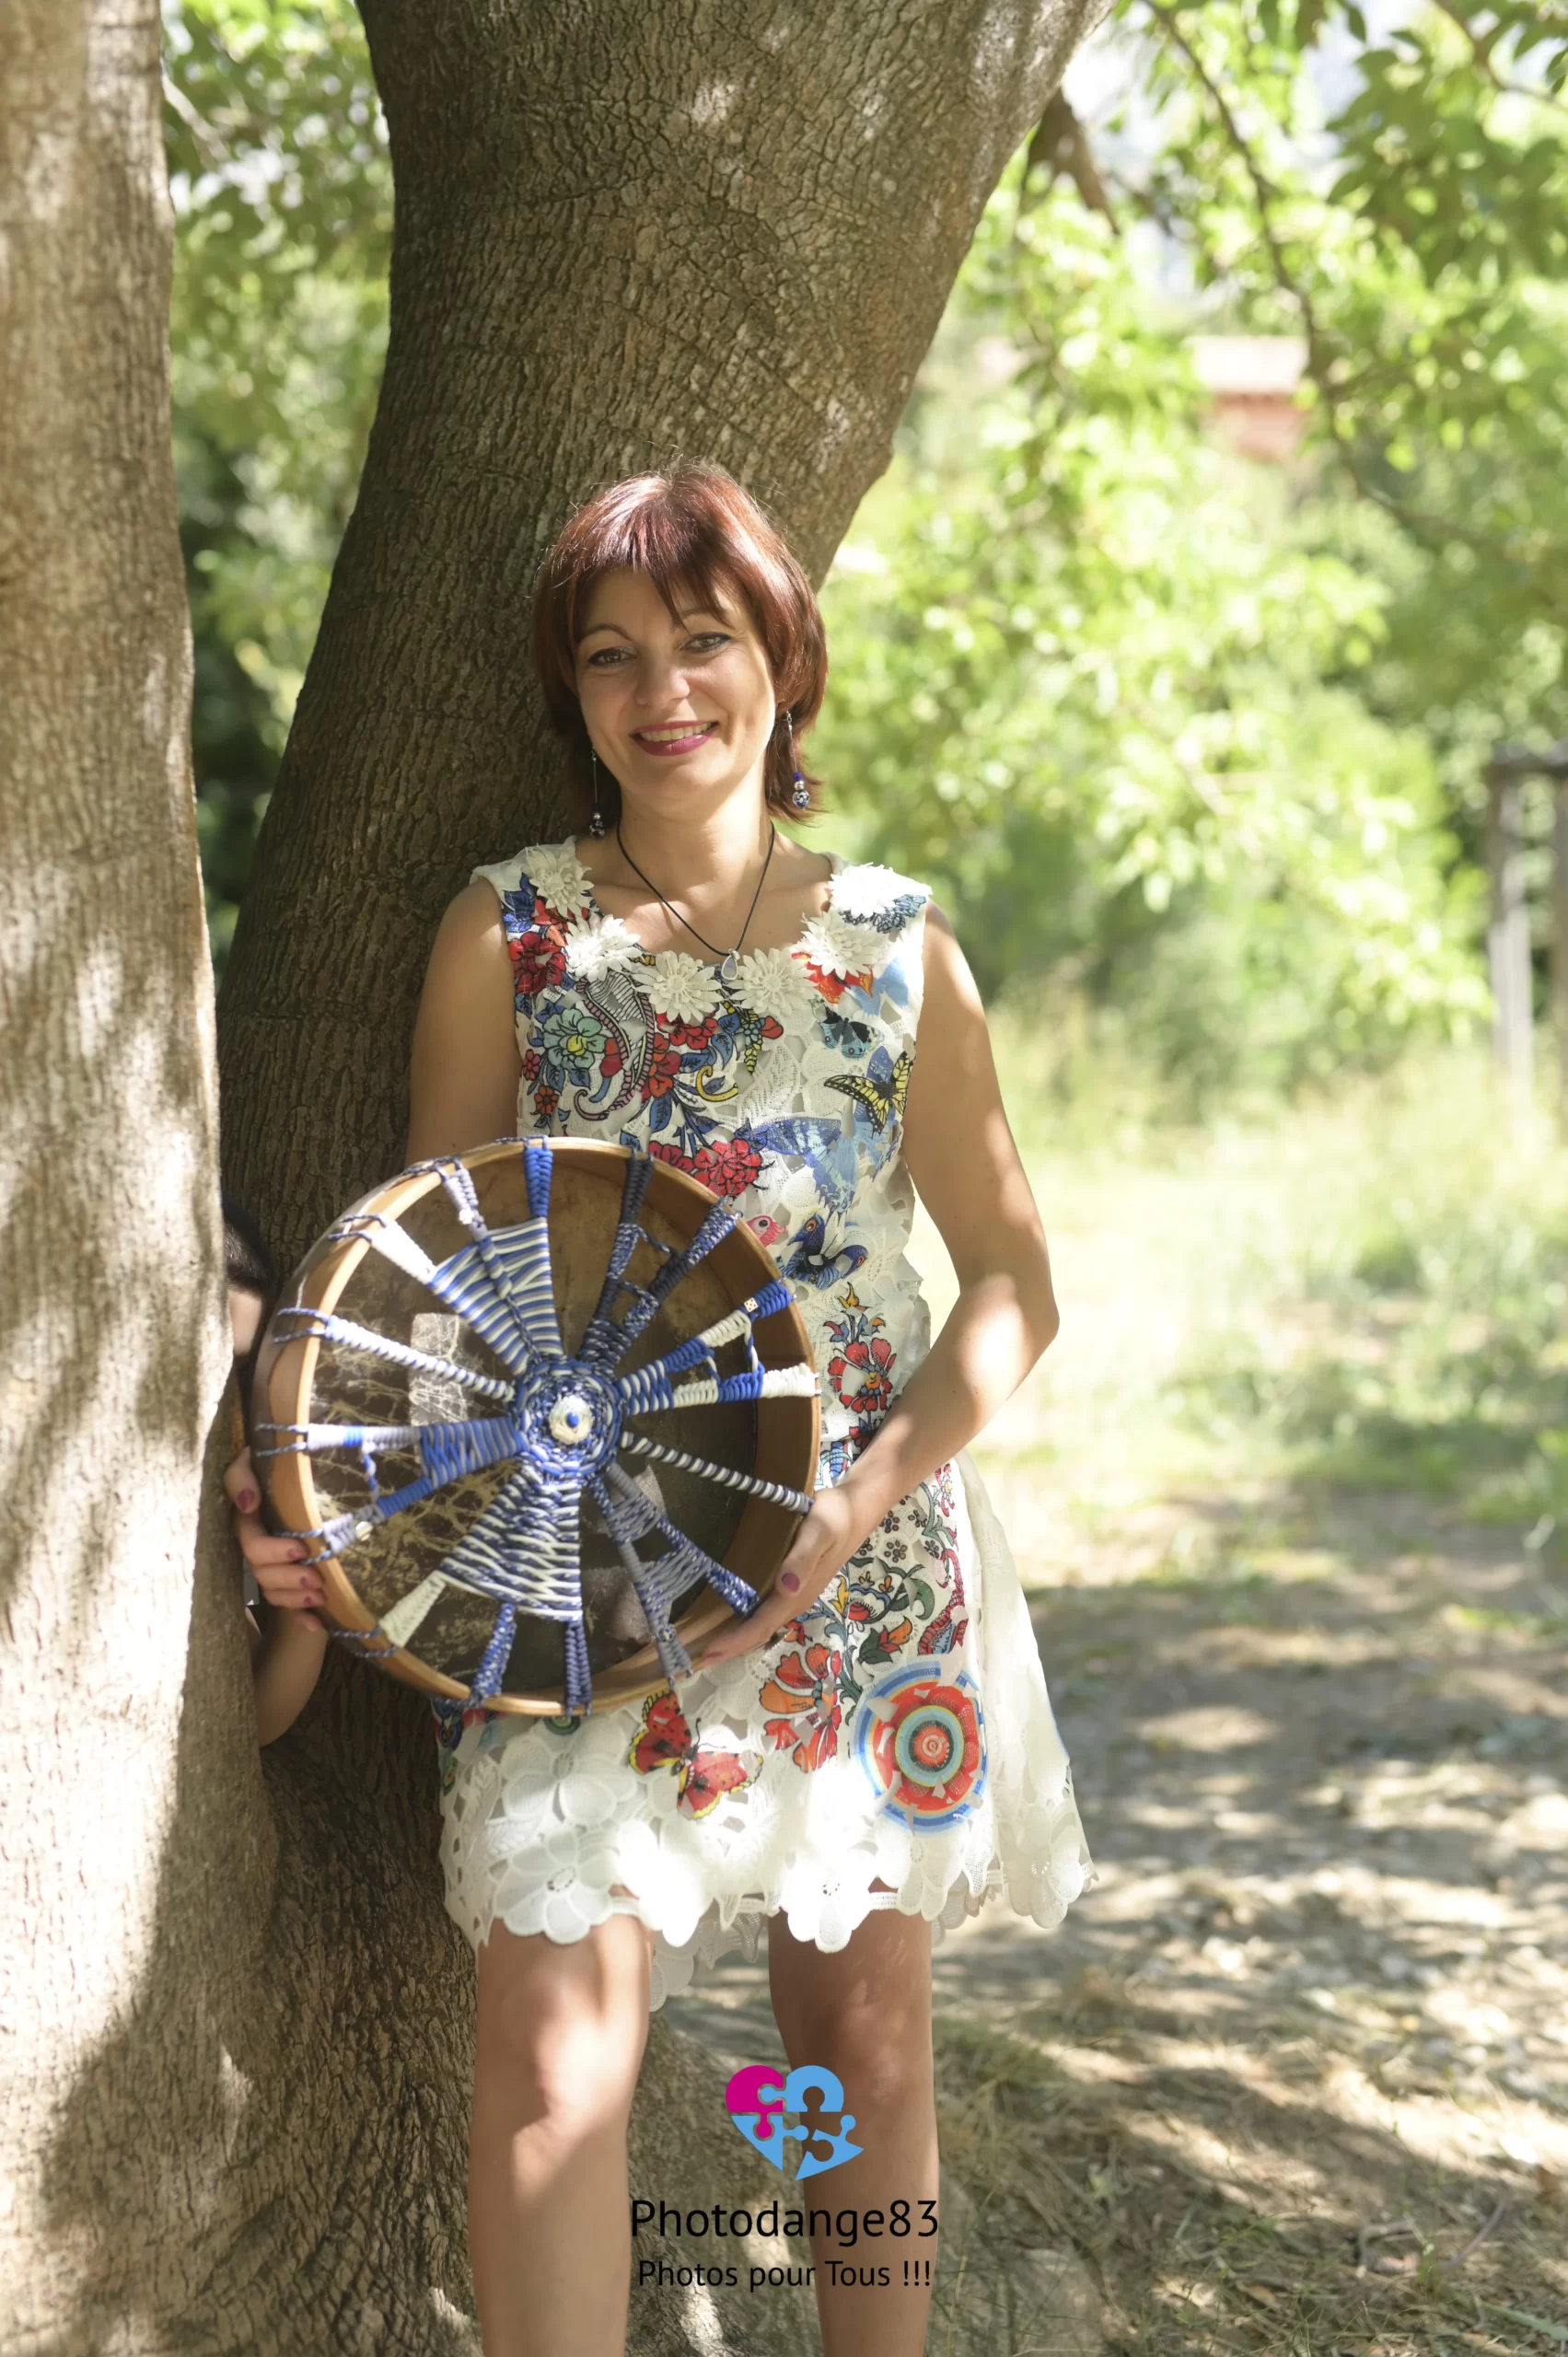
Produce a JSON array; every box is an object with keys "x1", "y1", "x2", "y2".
[{"x1": 561, "y1": 495, "x2": 772, "y2": 660}]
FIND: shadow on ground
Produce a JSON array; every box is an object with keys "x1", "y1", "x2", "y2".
[{"x1": 666, "y1": 1479, "x2": 1568, "y2": 2354}]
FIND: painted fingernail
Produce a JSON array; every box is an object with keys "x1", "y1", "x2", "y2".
[{"x1": 238, "y1": 1488, "x2": 258, "y2": 1511}]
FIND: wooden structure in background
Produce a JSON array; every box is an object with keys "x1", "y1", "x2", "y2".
[
  {"x1": 1190, "y1": 336, "x2": 1309, "y2": 466},
  {"x1": 1484, "y1": 739, "x2": 1568, "y2": 1136}
]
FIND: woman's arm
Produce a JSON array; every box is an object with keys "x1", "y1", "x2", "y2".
[
  {"x1": 251, "y1": 1609, "x2": 331, "y2": 1746},
  {"x1": 404, "y1": 877, "x2": 523, "y2": 1163},
  {"x1": 697, "y1": 904, "x2": 1056, "y2": 1665}
]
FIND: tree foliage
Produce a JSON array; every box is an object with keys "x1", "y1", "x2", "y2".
[
  {"x1": 816, "y1": 181, "x2": 1488, "y2": 1091},
  {"x1": 166, "y1": 0, "x2": 389, "y2": 961},
  {"x1": 165, "y1": 0, "x2": 1568, "y2": 1087}
]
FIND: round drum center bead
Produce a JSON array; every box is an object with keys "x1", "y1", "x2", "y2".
[{"x1": 548, "y1": 1391, "x2": 596, "y2": 1447}]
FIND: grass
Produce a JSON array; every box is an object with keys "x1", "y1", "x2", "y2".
[
  {"x1": 935, "y1": 1032, "x2": 1568, "y2": 1572},
  {"x1": 933, "y1": 2011, "x2": 1564, "y2": 2356}
]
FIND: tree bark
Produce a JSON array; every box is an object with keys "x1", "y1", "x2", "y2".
[
  {"x1": 0, "y1": 0, "x2": 243, "y2": 2340},
  {"x1": 4, "y1": 3, "x2": 1107, "y2": 2350},
  {"x1": 219, "y1": 0, "x2": 1109, "y2": 1270}
]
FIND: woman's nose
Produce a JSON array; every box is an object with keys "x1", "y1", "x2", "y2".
[{"x1": 631, "y1": 651, "x2": 692, "y2": 706}]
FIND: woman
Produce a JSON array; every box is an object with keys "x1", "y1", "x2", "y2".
[{"x1": 229, "y1": 464, "x2": 1092, "y2": 2357}]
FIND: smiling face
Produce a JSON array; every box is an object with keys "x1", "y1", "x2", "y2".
[{"x1": 573, "y1": 566, "x2": 778, "y2": 820}]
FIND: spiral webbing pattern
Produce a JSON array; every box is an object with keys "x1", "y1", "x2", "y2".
[{"x1": 261, "y1": 1145, "x2": 816, "y2": 1712}]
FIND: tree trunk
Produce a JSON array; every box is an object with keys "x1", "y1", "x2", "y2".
[
  {"x1": 4, "y1": 4, "x2": 1106, "y2": 2350},
  {"x1": 0, "y1": 0, "x2": 242, "y2": 2340}
]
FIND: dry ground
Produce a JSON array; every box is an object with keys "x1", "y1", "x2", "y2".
[{"x1": 666, "y1": 1077, "x2": 1568, "y2": 2353}]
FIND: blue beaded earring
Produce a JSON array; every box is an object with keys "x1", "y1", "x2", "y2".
[
  {"x1": 786, "y1": 713, "x2": 809, "y2": 810},
  {"x1": 587, "y1": 745, "x2": 607, "y2": 837}
]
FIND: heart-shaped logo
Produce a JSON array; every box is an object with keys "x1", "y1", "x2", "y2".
[{"x1": 724, "y1": 2063, "x2": 863, "y2": 2180}]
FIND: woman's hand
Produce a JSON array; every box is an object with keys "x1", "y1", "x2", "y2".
[
  {"x1": 223, "y1": 1446, "x2": 327, "y2": 1631},
  {"x1": 694, "y1": 1482, "x2": 872, "y2": 1669}
]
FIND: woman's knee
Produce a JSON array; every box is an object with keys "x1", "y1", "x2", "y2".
[
  {"x1": 476, "y1": 1917, "x2": 652, "y2": 2126},
  {"x1": 792, "y1": 2013, "x2": 932, "y2": 2124},
  {"x1": 771, "y1": 1919, "x2": 933, "y2": 2111}
]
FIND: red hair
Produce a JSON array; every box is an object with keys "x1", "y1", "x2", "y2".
[{"x1": 530, "y1": 466, "x2": 827, "y2": 823}]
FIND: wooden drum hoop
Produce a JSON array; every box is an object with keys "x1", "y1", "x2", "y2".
[{"x1": 250, "y1": 1138, "x2": 819, "y2": 1715}]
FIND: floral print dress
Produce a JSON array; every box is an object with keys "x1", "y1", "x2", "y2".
[{"x1": 436, "y1": 840, "x2": 1093, "y2": 2003}]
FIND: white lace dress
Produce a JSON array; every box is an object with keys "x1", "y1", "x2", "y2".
[{"x1": 435, "y1": 840, "x2": 1093, "y2": 2005}]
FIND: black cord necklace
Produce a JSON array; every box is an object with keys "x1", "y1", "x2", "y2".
[{"x1": 614, "y1": 820, "x2": 777, "y2": 987}]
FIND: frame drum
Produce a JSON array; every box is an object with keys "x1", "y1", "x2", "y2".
[{"x1": 250, "y1": 1138, "x2": 819, "y2": 1715}]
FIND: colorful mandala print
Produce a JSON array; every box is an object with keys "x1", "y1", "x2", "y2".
[{"x1": 854, "y1": 1663, "x2": 986, "y2": 1827}]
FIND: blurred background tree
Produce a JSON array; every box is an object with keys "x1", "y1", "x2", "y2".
[
  {"x1": 167, "y1": 0, "x2": 1568, "y2": 1101},
  {"x1": 166, "y1": 0, "x2": 389, "y2": 965}
]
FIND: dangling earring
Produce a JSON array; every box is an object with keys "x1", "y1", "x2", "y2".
[
  {"x1": 786, "y1": 714, "x2": 810, "y2": 811},
  {"x1": 587, "y1": 744, "x2": 607, "y2": 838}
]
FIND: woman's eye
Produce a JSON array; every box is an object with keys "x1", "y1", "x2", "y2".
[
  {"x1": 687, "y1": 633, "x2": 731, "y2": 654},
  {"x1": 585, "y1": 647, "x2": 629, "y2": 668}
]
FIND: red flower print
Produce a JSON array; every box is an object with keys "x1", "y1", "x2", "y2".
[
  {"x1": 759, "y1": 1641, "x2": 844, "y2": 1771},
  {"x1": 643, "y1": 1042, "x2": 683, "y2": 1099},
  {"x1": 692, "y1": 1138, "x2": 763, "y2": 1199},
  {"x1": 649, "y1": 1140, "x2": 697, "y2": 1176},
  {"x1": 662, "y1": 1013, "x2": 718, "y2": 1051},
  {"x1": 535, "y1": 1084, "x2": 559, "y2": 1117},
  {"x1": 805, "y1": 958, "x2": 874, "y2": 1004},
  {"x1": 521, "y1": 1049, "x2": 541, "y2": 1084},
  {"x1": 599, "y1": 1038, "x2": 623, "y2": 1079},
  {"x1": 510, "y1": 924, "x2": 567, "y2": 996},
  {"x1": 829, "y1": 1334, "x2": 895, "y2": 1420}
]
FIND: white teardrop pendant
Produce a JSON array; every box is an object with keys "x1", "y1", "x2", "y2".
[{"x1": 719, "y1": 951, "x2": 738, "y2": 988}]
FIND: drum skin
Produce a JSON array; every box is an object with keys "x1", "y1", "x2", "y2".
[{"x1": 250, "y1": 1139, "x2": 819, "y2": 1714}]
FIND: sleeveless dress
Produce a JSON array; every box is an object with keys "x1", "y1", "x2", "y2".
[{"x1": 435, "y1": 839, "x2": 1093, "y2": 2006}]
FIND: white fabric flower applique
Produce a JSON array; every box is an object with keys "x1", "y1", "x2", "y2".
[
  {"x1": 481, "y1": 1738, "x2": 634, "y2": 1851},
  {"x1": 800, "y1": 907, "x2": 899, "y2": 982},
  {"x1": 830, "y1": 864, "x2": 916, "y2": 921},
  {"x1": 564, "y1": 912, "x2": 642, "y2": 982},
  {"x1": 645, "y1": 952, "x2": 717, "y2": 1023},
  {"x1": 489, "y1": 1824, "x2": 625, "y2": 1945},
  {"x1": 732, "y1": 944, "x2": 816, "y2": 1024},
  {"x1": 527, "y1": 844, "x2": 590, "y2": 915}
]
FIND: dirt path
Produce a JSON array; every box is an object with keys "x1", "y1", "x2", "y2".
[{"x1": 668, "y1": 1470, "x2": 1567, "y2": 2354}]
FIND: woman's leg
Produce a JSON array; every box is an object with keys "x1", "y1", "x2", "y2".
[
  {"x1": 768, "y1": 1906, "x2": 938, "y2": 2357},
  {"x1": 469, "y1": 1912, "x2": 654, "y2": 2357}
]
